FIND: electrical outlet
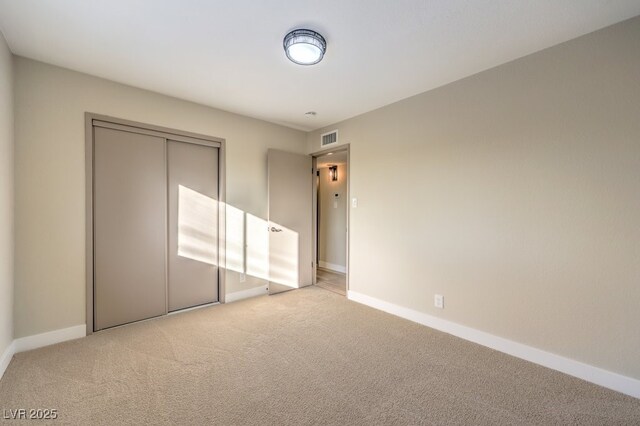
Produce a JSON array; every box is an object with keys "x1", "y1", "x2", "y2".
[
  {"x1": 239, "y1": 273, "x2": 246, "y2": 283},
  {"x1": 434, "y1": 294, "x2": 444, "y2": 309}
]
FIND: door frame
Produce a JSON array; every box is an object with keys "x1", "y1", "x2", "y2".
[
  {"x1": 310, "y1": 144, "x2": 350, "y2": 293},
  {"x1": 84, "y1": 113, "x2": 226, "y2": 334}
]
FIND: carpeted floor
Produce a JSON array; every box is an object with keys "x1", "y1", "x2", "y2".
[{"x1": 0, "y1": 286, "x2": 638, "y2": 425}]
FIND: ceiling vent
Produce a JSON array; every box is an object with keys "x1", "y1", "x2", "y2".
[{"x1": 321, "y1": 130, "x2": 338, "y2": 147}]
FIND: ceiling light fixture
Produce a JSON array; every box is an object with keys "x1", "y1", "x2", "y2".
[{"x1": 283, "y1": 29, "x2": 326, "y2": 65}]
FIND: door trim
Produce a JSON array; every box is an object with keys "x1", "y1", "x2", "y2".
[
  {"x1": 310, "y1": 144, "x2": 350, "y2": 293},
  {"x1": 85, "y1": 113, "x2": 226, "y2": 334}
]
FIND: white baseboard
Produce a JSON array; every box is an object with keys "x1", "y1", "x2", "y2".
[
  {"x1": 226, "y1": 285, "x2": 268, "y2": 303},
  {"x1": 0, "y1": 324, "x2": 86, "y2": 381},
  {"x1": 347, "y1": 290, "x2": 640, "y2": 399},
  {"x1": 0, "y1": 340, "x2": 16, "y2": 380},
  {"x1": 318, "y1": 261, "x2": 346, "y2": 274},
  {"x1": 13, "y1": 325, "x2": 86, "y2": 354}
]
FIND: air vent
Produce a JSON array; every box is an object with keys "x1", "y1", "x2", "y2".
[{"x1": 321, "y1": 130, "x2": 338, "y2": 146}]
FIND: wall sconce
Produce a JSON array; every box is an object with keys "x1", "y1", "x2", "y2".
[{"x1": 328, "y1": 165, "x2": 338, "y2": 182}]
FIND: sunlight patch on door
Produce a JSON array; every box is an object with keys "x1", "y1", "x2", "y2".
[
  {"x1": 177, "y1": 185, "x2": 217, "y2": 266},
  {"x1": 268, "y1": 223, "x2": 299, "y2": 288}
]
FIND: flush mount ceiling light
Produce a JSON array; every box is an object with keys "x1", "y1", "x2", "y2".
[{"x1": 283, "y1": 29, "x2": 326, "y2": 65}]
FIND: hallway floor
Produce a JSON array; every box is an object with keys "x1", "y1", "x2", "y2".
[{"x1": 316, "y1": 267, "x2": 346, "y2": 296}]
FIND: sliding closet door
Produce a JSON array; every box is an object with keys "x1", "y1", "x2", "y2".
[
  {"x1": 94, "y1": 127, "x2": 167, "y2": 330},
  {"x1": 167, "y1": 140, "x2": 219, "y2": 311}
]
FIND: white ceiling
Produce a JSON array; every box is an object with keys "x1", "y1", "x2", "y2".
[{"x1": 0, "y1": 1, "x2": 638, "y2": 131}]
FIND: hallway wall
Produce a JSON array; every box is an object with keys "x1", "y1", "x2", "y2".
[{"x1": 318, "y1": 164, "x2": 347, "y2": 272}]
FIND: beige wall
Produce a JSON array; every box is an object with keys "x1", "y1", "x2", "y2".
[
  {"x1": 14, "y1": 58, "x2": 306, "y2": 338},
  {"x1": 0, "y1": 33, "x2": 14, "y2": 358},
  {"x1": 307, "y1": 17, "x2": 640, "y2": 379},
  {"x1": 318, "y1": 165, "x2": 347, "y2": 270}
]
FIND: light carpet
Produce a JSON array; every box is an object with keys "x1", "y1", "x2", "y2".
[{"x1": 0, "y1": 286, "x2": 638, "y2": 425}]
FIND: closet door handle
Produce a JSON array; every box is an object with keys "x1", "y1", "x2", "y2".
[{"x1": 270, "y1": 227, "x2": 283, "y2": 232}]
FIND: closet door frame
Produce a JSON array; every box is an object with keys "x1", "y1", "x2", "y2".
[{"x1": 85, "y1": 113, "x2": 226, "y2": 335}]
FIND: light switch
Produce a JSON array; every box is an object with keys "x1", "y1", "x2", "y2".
[{"x1": 352, "y1": 198, "x2": 358, "y2": 208}]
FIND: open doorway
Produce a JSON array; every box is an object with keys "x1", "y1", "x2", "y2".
[{"x1": 313, "y1": 148, "x2": 349, "y2": 296}]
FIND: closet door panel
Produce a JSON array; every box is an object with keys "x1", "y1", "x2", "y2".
[
  {"x1": 94, "y1": 127, "x2": 167, "y2": 330},
  {"x1": 168, "y1": 140, "x2": 219, "y2": 311}
]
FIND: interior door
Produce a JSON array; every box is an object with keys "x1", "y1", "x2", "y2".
[
  {"x1": 167, "y1": 140, "x2": 219, "y2": 311},
  {"x1": 267, "y1": 149, "x2": 313, "y2": 294},
  {"x1": 94, "y1": 127, "x2": 167, "y2": 330}
]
